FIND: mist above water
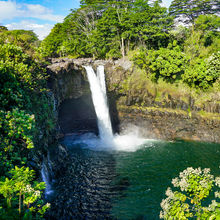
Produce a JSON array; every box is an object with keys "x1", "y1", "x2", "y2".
[{"x1": 79, "y1": 66, "x2": 152, "y2": 152}]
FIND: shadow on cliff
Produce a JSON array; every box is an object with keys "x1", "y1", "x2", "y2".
[
  {"x1": 108, "y1": 91, "x2": 120, "y2": 134},
  {"x1": 58, "y1": 91, "x2": 120, "y2": 136},
  {"x1": 58, "y1": 94, "x2": 99, "y2": 135}
]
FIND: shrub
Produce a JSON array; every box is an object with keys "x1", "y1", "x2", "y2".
[
  {"x1": 183, "y1": 52, "x2": 220, "y2": 90},
  {"x1": 160, "y1": 167, "x2": 220, "y2": 219},
  {"x1": 146, "y1": 45, "x2": 189, "y2": 82},
  {"x1": 0, "y1": 43, "x2": 54, "y2": 218},
  {"x1": 132, "y1": 44, "x2": 189, "y2": 83},
  {"x1": 0, "y1": 166, "x2": 50, "y2": 219},
  {"x1": 0, "y1": 109, "x2": 35, "y2": 176}
]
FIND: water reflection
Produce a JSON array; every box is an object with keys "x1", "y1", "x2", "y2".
[
  {"x1": 45, "y1": 139, "x2": 220, "y2": 220},
  {"x1": 47, "y1": 143, "x2": 119, "y2": 219}
]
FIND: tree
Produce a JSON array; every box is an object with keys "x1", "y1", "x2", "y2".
[
  {"x1": 183, "y1": 52, "x2": 220, "y2": 90},
  {"x1": 132, "y1": 43, "x2": 189, "y2": 82},
  {"x1": 195, "y1": 14, "x2": 220, "y2": 32},
  {"x1": 0, "y1": 25, "x2": 8, "y2": 32},
  {"x1": 0, "y1": 166, "x2": 50, "y2": 219},
  {"x1": 183, "y1": 14, "x2": 220, "y2": 60},
  {"x1": 194, "y1": 15, "x2": 220, "y2": 47},
  {"x1": 169, "y1": 0, "x2": 220, "y2": 24},
  {"x1": 40, "y1": 23, "x2": 65, "y2": 57},
  {"x1": 0, "y1": 43, "x2": 54, "y2": 177},
  {"x1": 41, "y1": 0, "x2": 173, "y2": 58}
]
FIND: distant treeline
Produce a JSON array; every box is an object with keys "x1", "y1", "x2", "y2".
[{"x1": 40, "y1": 0, "x2": 219, "y2": 59}]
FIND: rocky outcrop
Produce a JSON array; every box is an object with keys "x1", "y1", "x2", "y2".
[
  {"x1": 117, "y1": 106, "x2": 220, "y2": 143},
  {"x1": 46, "y1": 58, "x2": 116, "y2": 135},
  {"x1": 46, "y1": 58, "x2": 220, "y2": 143}
]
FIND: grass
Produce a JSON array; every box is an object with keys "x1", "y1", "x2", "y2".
[
  {"x1": 117, "y1": 104, "x2": 220, "y2": 121},
  {"x1": 116, "y1": 62, "x2": 220, "y2": 113},
  {"x1": 198, "y1": 111, "x2": 220, "y2": 121}
]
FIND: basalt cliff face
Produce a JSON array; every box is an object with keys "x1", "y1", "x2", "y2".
[{"x1": 47, "y1": 58, "x2": 220, "y2": 143}]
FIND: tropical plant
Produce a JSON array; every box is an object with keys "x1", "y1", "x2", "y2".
[
  {"x1": 183, "y1": 52, "x2": 220, "y2": 90},
  {"x1": 160, "y1": 167, "x2": 220, "y2": 219},
  {"x1": 41, "y1": 0, "x2": 173, "y2": 59},
  {"x1": 133, "y1": 43, "x2": 189, "y2": 82},
  {"x1": 0, "y1": 42, "x2": 54, "y2": 218},
  {"x1": 0, "y1": 166, "x2": 50, "y2": 219}
]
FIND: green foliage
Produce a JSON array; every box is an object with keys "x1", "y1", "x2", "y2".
[
  {"x1": 146, "y1": 44, "x2": 189, "y2": 82},
  {"x1": 183, "y1": 52, "x2": 220, "y2": 90},
  {"x1": 0, "y1": 43, "x2": 47, "y2": 92},
  {"x1": 0, "y1": 109, "x2": 35, "y2": 175},
  {"x1": 0, "y1": 26, "x2": 8, "y2": 32},
  {"x1": 169, "y1": 0, "x2": 220, "y2": 24},
  {"x1": 132, "y1": 44, "x2": 189, "y2": 82},
  {"x1": 184, "y1": 17, "x2": 220, "y2": 60},
  {"x1": 160, "y1": 167, "x2": 220, "y2": 219},
  {"x1": 41, "y1": 0, "x2": 173, "y2": 59},
  {"x1": 0, "y1": 43, "x2": 54, "y2": 153},
  {"x1": 195, "y1": 15, "x2": 220, "y2": 33},
  {"x1": 132, "y1": 13, "x2": 220, "y2": 90},
  {"x1": 0, "y1": 166, "x2": 50, "y2": 219},
  {"x1": 40, "y1": 23, "x2": 65, "y2": 58},
  {"x1": 169, "y1": 25, "x2": 190, "y2": 49},
  {"x1": 0, "y1": 42, "x2": 54, "y2": 217},
  {"x1": 0, "y1": 29, "x2": 39, "y2": 56},
  {"x1": 0, "y1": 42, "x2": 54, "y2": 220},
  {"x1": 132, "y1": 49, "x2": 149, "y2": 70}
]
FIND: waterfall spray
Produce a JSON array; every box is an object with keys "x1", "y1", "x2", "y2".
[{"x1": 82, "y1": 65, "x2": 147, "y2": 151}]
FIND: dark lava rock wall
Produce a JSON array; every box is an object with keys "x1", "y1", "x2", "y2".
[
  {"x1": 117, "y1": 106, "x2": 220, "y2": 143},
  {"x1": 58, "y1": 95, "x2": 98, "y2": 134},
  {"x1": 46, "y1": 58, "x2": 117, "y2": 135},
  {"x1": 47, "y1": 58, "x2": 220, "y2": 143}
]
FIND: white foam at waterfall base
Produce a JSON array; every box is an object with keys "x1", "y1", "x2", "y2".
[
  {"x1": 66, "y1": 128, "x2": 155, "y2": 152},
  {"x1": 113, "y1": 126, "x2": 150, "y2": 152},
  {"x1": 66, "y1": 66, "x2": 155, "y2": 152}
]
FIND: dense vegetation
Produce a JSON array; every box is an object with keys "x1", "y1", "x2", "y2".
[
  {"x1": 160, "y1": 167, "x2": 220, "y2": 219},
  {"x1": 40, "y1": 0, "x2": 220, "y2": 90},
  {"x1": 0, "y1": 28, "x2": 54, "y2": 219},
  {"x1": 0, "y1": 0, "x2": 219, "y2": 219},
  {"x1": 41, "y1": 0, "x2": 173, "y2": 58}
]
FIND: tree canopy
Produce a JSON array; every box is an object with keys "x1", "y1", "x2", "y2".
[
  {"x1": 169, "y1": 0, "x2": 220, "y2": 24},
  {"x1": 41, "y1": 0, "x2": 173, "y2": 59}
]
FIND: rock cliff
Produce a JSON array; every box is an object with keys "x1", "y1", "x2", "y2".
[{"x1": 47, "y1": 58, "x2": 220, "y2": 143}]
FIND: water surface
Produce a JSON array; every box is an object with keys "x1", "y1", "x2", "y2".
[{"x1": 47, "y1": 138, "x2": 220, "y2": 219}]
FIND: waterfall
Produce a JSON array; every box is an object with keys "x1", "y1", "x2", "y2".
[
  {"x1": 84, "y1": 66, "x2": 113, "y2": 140},
  {"x1": 97, "y1": 65, "x2": 106, "y2": 95},
  {"x1": 81, "y1": 65, "x2": 147, "y2": 151},
  {"x1": 41, "y1": 157, "x2": 53, "y2": 196}
]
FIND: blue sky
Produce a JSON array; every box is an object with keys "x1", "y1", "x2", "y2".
[{"x1": 0, "y1": 0, "x2": 172, "y2": 40}]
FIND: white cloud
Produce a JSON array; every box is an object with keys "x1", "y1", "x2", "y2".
[
  {"x1": 23, "y1": 4, "x2": 64, "y2": 22},
  {"x1": 0, "y1": 1, "x2": 64, "y2": 22},
  {"x1": 6, "y1": 20, "x2": 54, "y2": 40},
  {"x1": 0, "y1": 1, "x2": 17, "y2": 21},
  {"x1": 26, "y1": 4, "x2": 49, "y2": 14}
]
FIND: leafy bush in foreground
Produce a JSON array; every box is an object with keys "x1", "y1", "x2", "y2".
[
  {"x1": 0, "y1": 43, "x2": 53, "y2": 218},
  {"x1": 0, "y1": 166, "x2": 50, "y2": 219},
  {"x1": 160, "y1": 167, "x2": 220, "y2": 219},
  {"x1": 132, "y1": 44, "x2": 189, "y2": 83},
  {"x1": 146, "y1": 45, "x2": 189, "y2": 82}
]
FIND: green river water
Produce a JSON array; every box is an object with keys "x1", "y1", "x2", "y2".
[{"x1": 48, "y1": 138, "x2": 220, "y2": 219}]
